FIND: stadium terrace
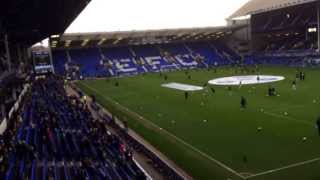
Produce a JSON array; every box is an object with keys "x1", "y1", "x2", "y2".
[{"x1": 2, "y1": 0, "x2": 320, "y2": 180}]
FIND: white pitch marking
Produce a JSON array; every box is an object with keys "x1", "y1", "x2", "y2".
[
  {"x1": 80, "y1": 81, "x2": 320, "y2": 180},
  {"x1": 267, "y1": 104, "x2": 306, "y2": 113},
  {"x1": 79, "y1": 82, "x2": 245, "y2": 179},
  {"x1": 245, "y1": 157, "x2": 320, "y2": 179},
  {"x1": 262, "y1": 111, "x2": 313, "y2": 126},
  {"x1": 79, "y1": 82, "x2": 190, "y2": 179}
]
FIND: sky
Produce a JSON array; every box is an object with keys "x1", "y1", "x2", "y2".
[{"x1": 65, "y1": 0, "x2": 250, "y2": 33}]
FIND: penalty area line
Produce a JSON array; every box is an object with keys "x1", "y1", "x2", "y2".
[
  {"x1": 78, "y1": 82, "x2": 246, "y2": 179},
  {"x1": 267, "y1": 104, "x2": 306, "y2": 113},
  {"x1": 262, "y1": 111, "x2": 313, "y2": 126},
  {"x1": 245, "y1": 157, "x2": 320, "y2": 179}
]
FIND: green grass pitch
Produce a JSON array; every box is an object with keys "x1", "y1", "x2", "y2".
[{"x1": 76, "y1": 66, "x2": 320, "y2": 180}]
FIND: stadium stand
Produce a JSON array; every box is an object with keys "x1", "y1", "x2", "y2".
[
  {"x1": 52, "y1": 42, "x2": 241, "y2": 79},
  {"x1": 70, "y1": 84, "x2": 186, "y2": 180},
  {"x1": 0, "y1": 0, "x2": 91, "y2": 124},
  {"x1": 1, "y1": 75, "x2": 147, "y2": 179},
  {"x1": 3, "y1": 0, "x2": 320, "y2": 179},
  {"x1": 0, "y1": 1, "x2": 164, "y2": 179}
]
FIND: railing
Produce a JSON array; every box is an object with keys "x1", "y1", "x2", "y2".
[{"x1": 0, "y1": 83, "x2": 30, "y2": 135}]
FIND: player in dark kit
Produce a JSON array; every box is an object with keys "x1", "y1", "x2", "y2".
[
  {"x1": 184, "y1": 92, "x2": 189, "y2": 100},
  {"x1": 301, "y1": 72, "x2": 305, "y2": 80},
  {"x1": 292, "y1": 80, "x2": 297, "y2": 90},
  {"x1": 243, "y1": 155, "x2": 248, "y2": 163},
  {"x1": 299, "y1": 71, "x2": 305, "y2": 80},
  {"x1": 210, "y1": 87, "x2": 215, "y2": 94},
  {"x1": 268, "y1": 86, "x2": 276, "y2": 96},
  {"x1": 316, "y1": 117, "x2": 320, "y2": 136},
  {"x1": 241, "y1": 96, "x2": 247, "y2": 108}
]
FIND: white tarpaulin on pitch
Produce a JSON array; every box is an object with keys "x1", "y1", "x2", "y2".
[
  {"x1": 162, "y1": 82, "x2": 204, "y2": 91},
  {"x1": 208, "y1": 75, "x2": 285, "y2": 86}
]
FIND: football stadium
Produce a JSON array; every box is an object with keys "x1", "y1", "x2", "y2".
[{"x1": 2, "y1": 0, "x2": 320, "y2": 179}]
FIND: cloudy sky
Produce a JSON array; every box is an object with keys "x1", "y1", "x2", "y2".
[{"x1": 65, "y1": 0, "x2": 249, "y2": 33}]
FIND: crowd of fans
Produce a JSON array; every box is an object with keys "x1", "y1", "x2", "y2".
[
  {"x1": 71, "y1": 84, "x2": 185, "y2": 180},
  {"x1": 81, "y1": 95, "x2": 185, "y2": 179},
  {"x1": 0, "y1": 75, "x2": 146, "y2": 179}
]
